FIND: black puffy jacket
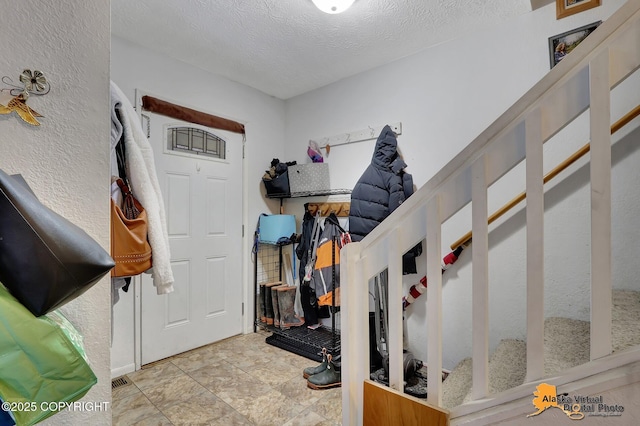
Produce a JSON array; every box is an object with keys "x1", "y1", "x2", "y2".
[
  {"x1": 349, "y1": 125, "x2": 421, "y2": 273},
  {"x1": 349, "y1": 125, "x2": 411, "y2": 241}
]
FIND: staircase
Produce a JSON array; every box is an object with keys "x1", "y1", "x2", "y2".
[
  {"x1": 442, "y1": 290, "x2": 640, "y2": 410},
  {"x1": 340, "y1": 0, "x2": 640, "y2": 424}
]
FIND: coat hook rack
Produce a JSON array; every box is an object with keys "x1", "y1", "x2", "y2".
[
  {"x1": 0, "y1": 69, "x2": 50, "y2": 126},
  {"x1": 309, "y1": 122, "x2": 402, "y2": 155},
  {"x1": 306, "y1": 201, "x2": 351, "y2": 217}
]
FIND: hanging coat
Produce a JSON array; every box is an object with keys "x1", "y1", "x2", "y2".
[
  {"x1": 349, "y1": 125, "x2": 421, "y2": 274},
  {"x1": 312, "y1": 214, "x2": 345, "y2": 298},
  {"x1": 296, "y1": 208, "x2": 329, "y2": 323},
  {"x1": 296, "y1": 209, "x2": 315, "y2": 285},
  {"x1": 349, "y1": 125, "x2": 408, "y2": 241}
]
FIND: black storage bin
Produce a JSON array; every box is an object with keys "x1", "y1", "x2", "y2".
[{"x1": 262, "y1": 170, "x2": 290, "y2": 197}]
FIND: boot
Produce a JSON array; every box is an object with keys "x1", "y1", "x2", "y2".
[
  {"x1": 303, "y1": 347, "x2": 328, "y2": 379},
  {"x1": 307, "y1": 354, "x2": 341, "y2": 389},
  {"x1": 277, "y1": 286, "x2": 304, "y2": 329},
  {"x1": 271, "y1": 283, "x2": 285, "y2": 327},
  {"x1": 300, "y1": 282, "x2": 319, "y2": 328},
  {"x1": 258, "y1": 283, "x2": 267, "y2": 324},
  {"x1": 264, "y1": 281, "x2": 282, "y2": 325}
]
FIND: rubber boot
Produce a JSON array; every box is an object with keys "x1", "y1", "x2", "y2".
[
  {"x1": 303, "y1": 348, "x2": 328, "y2": 379},
  {"x1": 258, "y1": 283, "x2": 267, "y2": 324},
  {"x1": 264, "y1": 284, "x2": 273, "y2": 325},
  {"x1": 264, "y1": 282, "x2": 282, "y2": 325},
  {"x1": 277, "y1": 286, "x2": 304, "y2": 329},
  {"x1": 300, "y1": 282, "x2": 319, "y2": 328},
  {"x1": 307, "y1": 354, "x2": 341, "y2": 389},
  {"x1": 271, "y1": 283, "x2": 285, "y2": 327}
]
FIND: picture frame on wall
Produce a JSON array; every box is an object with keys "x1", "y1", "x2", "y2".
[
  {"x1": 556, "y1": 0, "x2": 601, "y2": 19},
  {"x1": 548, "y1": 21, "x2": 602, "y2": 68}
]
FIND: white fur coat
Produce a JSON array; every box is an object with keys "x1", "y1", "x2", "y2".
[{"x1": 111, "y1": 82, "x2": 174, "y2": 295}]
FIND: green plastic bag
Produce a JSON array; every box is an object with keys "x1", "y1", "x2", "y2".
[{"x1": 0, "y1": 285, "x2": 97, "y2": 425}]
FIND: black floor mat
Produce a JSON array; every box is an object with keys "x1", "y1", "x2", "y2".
[{"x1": 262, "y1": 323, "x2": 340, "y2": 362}]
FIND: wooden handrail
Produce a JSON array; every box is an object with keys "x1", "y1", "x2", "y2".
[{"x1": 450, "y1": 104, "x2": 640, "y2": 250}]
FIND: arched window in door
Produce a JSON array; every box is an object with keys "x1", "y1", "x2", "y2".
[{"x1": 167, "y1": 126, "x2": 226, "y2": 159}]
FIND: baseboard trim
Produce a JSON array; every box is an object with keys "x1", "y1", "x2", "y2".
[{"x1": 111, "y1": 363, "x2": 136, "y2": 379}]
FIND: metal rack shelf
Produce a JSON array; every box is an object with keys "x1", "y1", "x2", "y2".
[
  {"x1": 255, "y1": 189, "x2": 345, "y2": 361},
  {"x1": 260, "y1": 323, "x2": 340, "y2": 362},
  {"x1": 253, "y1": 235, "x2": 341, "y2": 363},
  {"x1": 265, "y1": 189, "x2": 351, "y2": 199}
]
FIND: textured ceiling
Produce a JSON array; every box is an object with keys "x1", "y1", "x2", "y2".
[{"x1": 111, "y1": 0, "x2": 532, "y2": 100}]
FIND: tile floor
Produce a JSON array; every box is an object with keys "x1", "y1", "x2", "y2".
[{"x1": 112, "y1": 330, "x2": 342, "y2": 425}]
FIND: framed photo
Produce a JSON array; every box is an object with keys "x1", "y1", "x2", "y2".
[
  {"x1": 556, "y1": 0, "x2": 601, "y2": 19},
  {"x1": 548, "y1": 21, "x2": 602, "y2": 68}
]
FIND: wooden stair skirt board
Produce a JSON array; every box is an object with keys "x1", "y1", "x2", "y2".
[{"x1": 363, "y1": 380, "x2": 449, "y2": 426}]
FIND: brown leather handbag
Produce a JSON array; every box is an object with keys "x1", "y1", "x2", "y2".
[{"x1": 111, "y1": 179, "x2": 152, "y2": 277}]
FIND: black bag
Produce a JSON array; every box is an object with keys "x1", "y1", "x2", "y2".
[
  {"x1": 262, "y1": 170, "x2": 290, "y2": 197},
  {"x1": 0, "y1": 170, "x2": 114, "y2": 316}
]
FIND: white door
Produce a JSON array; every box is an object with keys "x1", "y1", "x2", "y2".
[{"x1": 137, "y1": 92, "x2": 243, "y2": 364}]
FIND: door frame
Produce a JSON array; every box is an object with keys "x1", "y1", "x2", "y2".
[{"x1": 132, "y1": 89, "x2": 249, "y2": 370}]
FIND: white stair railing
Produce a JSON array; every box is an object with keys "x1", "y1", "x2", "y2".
[{"x1": 341, "y1": 0, "x2": 640, "y2": 424}]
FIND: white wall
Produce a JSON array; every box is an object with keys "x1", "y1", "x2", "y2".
[
  {"x1": 110, "y1": 36, "x2": 286, "y2": 376},
  {"x1": 0, "y1": 1, "x2": 111, "y2": 425},
  {"x1": 109, "y1": 0, "x2": 640, "y2": 376},
  {"x1": 284, "y1": 0, "x2": 639, "y2": 370}
]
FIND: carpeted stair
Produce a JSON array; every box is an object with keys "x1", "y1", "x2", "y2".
[
  {"x1": 441, "y1": 289, "x2": 640, "y2": 410},
  {"x1": 442, "y1": 339, "x2": 528, "y2": 409},
  {"x1": 612, "y1": 289, "x2": 640, "y2": 351}
]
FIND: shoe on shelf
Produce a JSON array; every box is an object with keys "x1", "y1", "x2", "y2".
[
  {"x1": 258, "y1": 283, "x2": 267, "y2": 324},
  {"x1": 270, "y1": 283, "x2": 286, "y2": 327},
  {"x1": 264, "y1": 281, "x2": 284, "y2": 326},
  {"x1": 277, "y1": 286, "x2": 304, "y2": 329}
]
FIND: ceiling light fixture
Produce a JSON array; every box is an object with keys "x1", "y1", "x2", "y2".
[{"x1": 311, "y1": 0, "x2": 355, "y2": 14}]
